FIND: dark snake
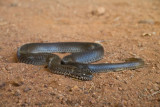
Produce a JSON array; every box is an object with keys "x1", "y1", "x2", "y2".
[{"x1": 17, "y1": 42, "x2": 144, "y2": 81}]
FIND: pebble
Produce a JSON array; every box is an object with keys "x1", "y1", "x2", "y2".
[
  {"x1": 0, "y1": 56, "x2": 3, "y2": 59},
  {"x1": 65, "y1": 99, "x2": 75, "y2": 106},
  {"x1": 14, "y1": 90, "x2": 21, "y2": 96},
  {"x1": 56, "y1": 94, "x2": 64, "y2": 100},
  {"x1": 69, "y1": 85, "x2": 79, "y2": 92},
  {"x1": 23, "y1": 87, "x2": 31, "y2": 92},
  {"x1": 115, "y1": 75, "x2": 121, "y2": 80},
  {"x1": 138, "y1": 19, "x2": 155, "y2": 24},
  {"x1": 152, "y1": 83, "x2": 159, "y2": 91},
  {"x1": 11, "y1": 80, "x2": 24, "y2": 87},
  {"x1": 10, "y1": 3, "x2": 18, "y2": 7},
  {"x1": 84, "y1": 91, "x2": 89, "y2": 94},
  {"x1": 43, "y1": 84, "x2": 48, "y2": 88},
  {"x1": 115, "y1": 103, "x2": 123, "y2": 107},
  {"x1": 142, "y1": 33, "x2": 152, "y2": 37},
  {"x1": 80, "y1": 101, "x2": 84, "y2": 105},
  {"x1": 48, "y1": 87, "x2": 53, "y2": 90},
  {"x1": 114, "y1": 17, "x2": 120, "y2": 21},
  {"x1": 152, "y1": 32, "x2": 156, "y2": 35},
  {"x1": 5, "y1": 66, "x2": 13, "y2": 71},
  {"x1": 21, "y1": 103, "x2": 28, "y2": 107},
  {"x1": 89, "y1": 98, "x2": 96, "y2": 104},
  {"x1": 158, "y1": 40, "x2": 160, "y2": 45},
  {"x1": 155, "y1": 81, "x2": 160, "y2": 84},
  {"x1": 0, "y1": 21, "x2": 8, "y2": 26},
  {"x1": 71, "y1": 85, "x2": 79, "y2": 91},
  {"x1": 21, "y1": 67, "x2": 25, "y2": 71},
  {"x1": 92, "y1": 93, "x2": 97, "y2": 98},
  {"x1": 118, "y1": 87, "x2": 123, "y2": 91},
  {"x1": 35, "y1": 102, "x2": 43, "y2": 106},
  {"x1": 61, "y1": 97, "x2": 67, "y2": 104},
  {"x1": 74, "y1": 103, "x2": 79, "y2": 106},
  {"x1": 0, "y1": 82, "x2": 6, "y2": 89},
  {"x1": 91, "y1": 7, "x2": 106, "y2": 16},
  {"x1": 50, "y1": 92, "x2": 56, "y2": 96},
  {"x1": 123, "y1": 80, "x2": 128, "y2": 84}
]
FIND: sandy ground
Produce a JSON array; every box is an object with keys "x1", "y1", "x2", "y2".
[{"x1": 0, "y1": 0, "x2": 160, "y2": 106}]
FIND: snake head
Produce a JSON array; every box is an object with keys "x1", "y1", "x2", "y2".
[{"x1": 70, "y1": 68, "x2": 93, "y2": 81}]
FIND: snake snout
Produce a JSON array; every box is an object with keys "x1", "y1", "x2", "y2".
[
  {"x1": 80, "y1": 72, "x2": 93, "y2": 81},
  {"x1": 71, "y1": 69, "x2": 93, "y2": 81}
]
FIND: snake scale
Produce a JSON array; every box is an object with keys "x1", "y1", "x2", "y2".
[{"x1": 17, "y1": 42, "x2": 144, "y2": 81}]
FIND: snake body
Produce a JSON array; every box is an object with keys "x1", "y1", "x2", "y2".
[{"x1": 17, "y1": 42, "x2": 144, "y2": 81}]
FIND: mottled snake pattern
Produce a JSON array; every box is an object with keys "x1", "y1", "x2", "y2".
[{"x1": 17, "y1": 42, "x2": 144, "y2": 81}]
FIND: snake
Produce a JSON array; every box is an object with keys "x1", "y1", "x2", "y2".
[{"x1": 17, "y1": 42, "x2": 144, "y2": 81}]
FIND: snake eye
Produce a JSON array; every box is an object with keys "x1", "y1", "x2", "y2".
[{"x1": 82, "y1": 73, "x2": 86, "y2": 76}]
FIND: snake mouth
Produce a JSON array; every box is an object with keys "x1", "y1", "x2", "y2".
[
  {"x1": 69, "y1": 69, "x2": 93, "y2": 81},
  {"x1": 70, "y1": 74, "x2": 93, "y2": 81}
]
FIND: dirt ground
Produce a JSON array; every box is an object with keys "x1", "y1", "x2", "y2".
[{"x1": 0, "y1": 0, "x2": 160, "y2": 106}]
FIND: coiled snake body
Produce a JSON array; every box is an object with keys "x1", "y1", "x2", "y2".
[{"x1": 17, "y1": 42, "x2": 144, "y2": 81}]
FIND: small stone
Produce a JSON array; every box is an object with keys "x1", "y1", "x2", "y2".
[
  {"x1": 66, "y1": 99, "x2": 74, "y2": 106},
  {"x1": 152, "y1": 32, "x2": 156, "y2": 35},
  {"x1": 35, "y1": 102, "x2": 42, "y2": 106},
  {"x1": 0, "y1": 21, "x2": 8, "y2": 26},
  {"x1": 10, "y1": 3, "x2": 18, "y2": 7},
  {"x1": 14, "y1": 90, "x2": 21, "y2": 96},
  {"x1": 23, "y1": 87, "x2": 31, "y2": 92},
  {"x1": 114, "y1": 17, "x2": 120, "y2": 21},
  {"x1": 91, "y1": 7, "x2": 105, "y2": 16},
  {"x1": 84, "y1": 91, "x2": 89, "y2": 94},
  {"x1": 95, "y1": 40, "x2": 106, "y2": 44},
  {"x1": 153, "y1": 83, "x2": 159, "y2": 91},
  {"x1": 5, "y1": 66, "x2": 13, "y2": 71},
  {"x1": 142, "y1": 33, "x2": 152, "y2": 37},
  {"x1": 21, "y1": 67, "x2": 25, "y2": 71},
  {"x1": 80, "y1": 101, "x2": 84, "y2": 105},
  {"x1": 74, "y1": 103, "x2": 79, "y2": 106},
  {"x1": 92, "y1": 93, "x2": 97, "y2": 98},
  {"x1": 115, "y1": 75, "x2": 121, "y2": 80},
  {"x1": 11, "y1": 80, "x2": 24, "y2": 87},
  {"x1": 138, "y1": 19, "x2": 155, "y2": 24},
  {"x1": 115, "y1": 103, "x2": 123, "y2": 107},
  {"x1": 21, "y1": 103, "x2": 27, "y2": 107},
  {"x1": 123, "y1": 80, "x2": 128, "y2": 84},
  {"x1": 71, "y1": 85, "x2": 79, "y2": 91},
  {"x1": 53, "y1": 88, "x2": 57, "y2": 91},
  {"x1": 61, "y1": 98, "x2": 67, "y2": 104},
  {"x1": 48, "y1": 87, "x2": 53, "y2": 90},
  {"x1": 17, "y1": 99, "x2": 23, "y2": 104},
  {"x1": 50, "y1": 92, "x2": 56, "y2": 96},
  {"x1": 89, "y1": 98, "x2": 96, "y2": 104},
  {"x1": 118, "y1": 87, "x2": 123, "y2": 91},
  {"x1": 0, "y1": 56, "x2": 3, "y2": 59},
  {"x1": 155, "y1": 81, "x2": 160, "y2": 84},
  {"x1": 44, "y1": 84, "x2": 48, "y2": 88},
  {"x1": 0, "y1": 82, "x2": 6, "y2": 89},
  {"x1": 57, "y1": 94, "x2": 64, "y2": 100},
  {"x1": 69, "y1": 85, "x2": 79, "y2": 92}
]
